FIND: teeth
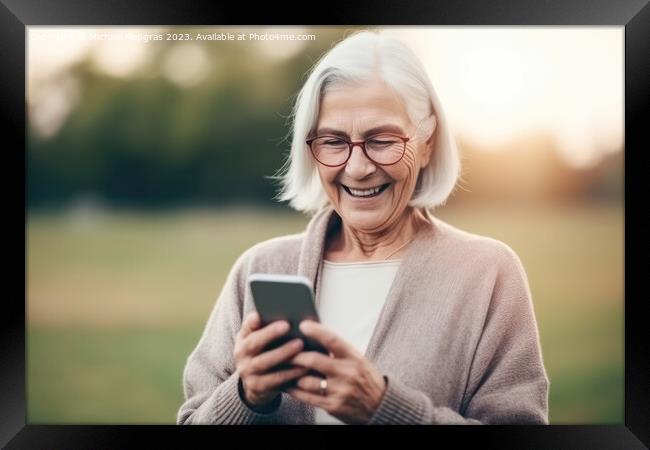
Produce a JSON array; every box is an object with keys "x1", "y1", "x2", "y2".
[{"x1": 348, "y1": 185, "x2": 383, "y2": 197}]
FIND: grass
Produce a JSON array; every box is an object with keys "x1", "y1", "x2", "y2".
[
  {"x1": 26, "y1": 202, "x2": 623, "y2": 424},
  {"x1": 27, "y1": 326, "x2": 201, "y2": 423}
]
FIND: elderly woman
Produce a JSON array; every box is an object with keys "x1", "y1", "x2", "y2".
[{"x1": 177, "y1": 30, "x2": 549, "y2": 425}]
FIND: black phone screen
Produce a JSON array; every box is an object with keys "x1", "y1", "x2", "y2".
[{"x1": 249, "y1": 275, "x2": 329, "y2": 358}]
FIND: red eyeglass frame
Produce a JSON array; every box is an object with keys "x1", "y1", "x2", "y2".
[{"x1": 305, "y1": 133, "x2": 410, "y2": 167}]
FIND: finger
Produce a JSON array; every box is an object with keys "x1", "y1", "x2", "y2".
[
  {"x1": 289, "y1": 351, "x2": 337, "y2": 375},
  {"x1": 239, "y1": 311, "x2": 262, "y2": 339},
  {"x1": 286, "y1": 387, "x2": 329, "y2": 410},
  {"x1": 245, "y1": 320, "x2": 291, "y2": 356},
  {"x1": 295, "y1": 375, "x2": 326, "y2": 395},
  {"x1": 257, "y1": 365, "x2": 310, "y2": 391},
  {"x1": 250, "y1": 338, "x2": 304, "y2": 373},
  {"x1": 299, "y1": 320, "x2": 353, "y2": 358}
]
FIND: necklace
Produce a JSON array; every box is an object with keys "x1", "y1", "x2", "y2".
[{"x1": 383, "y1": 237, "x2": 414, "y2": 260}]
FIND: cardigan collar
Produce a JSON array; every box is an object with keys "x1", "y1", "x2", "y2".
[{"x1": 296, "y1": 205, "x2": 441, "y2": 361}]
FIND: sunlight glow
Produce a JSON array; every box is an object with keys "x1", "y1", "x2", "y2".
[{"x1": 384, "y1": 27, "x2": 623, "y2": 168}]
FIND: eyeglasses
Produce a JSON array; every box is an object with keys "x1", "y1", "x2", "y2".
[{"x1": 306, "y1": 133, "x2": 410, "y2": 167}]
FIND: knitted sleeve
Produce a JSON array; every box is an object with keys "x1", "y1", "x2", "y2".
[
  {"x1": 368, "y1": 244, "x2": 550, "y2": 425},
  {"x1": 176, "y1": 248, "x2": 285, "y2": 424}
]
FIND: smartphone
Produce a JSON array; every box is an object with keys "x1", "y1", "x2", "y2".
[{"x1": 248, "y1": 273, "x2": 330, "y2": 362}]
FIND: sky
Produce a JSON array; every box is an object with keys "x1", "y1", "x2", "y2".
[{"x1": 382, "y1": 27, "x2": 623, "y2": 167}]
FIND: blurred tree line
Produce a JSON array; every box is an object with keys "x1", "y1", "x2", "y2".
[
  {"x1": 28, "y1": 28, "x2": 363, "y2": 211},
  {"x1": 450, "y1": 135, "x2": 623, "y2": 207}
]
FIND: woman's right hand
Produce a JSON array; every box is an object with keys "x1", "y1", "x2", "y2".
[{"x1": 234, "y1": 311, "x2": 308, "y2": 409}]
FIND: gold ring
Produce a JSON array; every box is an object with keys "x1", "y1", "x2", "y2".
[{"x1": 319, "y1": 378, "x2": 328, "y2": 396}]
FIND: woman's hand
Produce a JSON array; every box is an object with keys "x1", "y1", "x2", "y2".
[
  {"x1": 285, "y1": 320, "x2": 387, "y2": 424},
  {"x1": 234, "y1": 311, "x2": 310, "y2": 410}
]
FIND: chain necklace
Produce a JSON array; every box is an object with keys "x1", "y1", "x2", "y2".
[{"x1": 382, "y1": 237, "x2": 414, "y2": 260}]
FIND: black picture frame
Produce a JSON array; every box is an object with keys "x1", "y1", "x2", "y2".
[{"x1": 4, "y1": 0, "x2": 649, "y2": 448}]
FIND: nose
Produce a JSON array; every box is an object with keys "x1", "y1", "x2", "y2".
[{"x1": 344, "y1": 143, "x2": 376, "y2": 178}]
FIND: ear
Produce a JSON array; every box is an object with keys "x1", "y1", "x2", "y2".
[{"x1": 420, "y1": 117, "x2": 437, "y2": 169}]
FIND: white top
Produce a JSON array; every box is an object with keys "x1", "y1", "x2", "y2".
[{"x1": 313, "y1": 258, "x2": 402, "y2": 425}]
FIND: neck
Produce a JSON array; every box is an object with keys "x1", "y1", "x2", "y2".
[{"x1": 329, "y1": 207, "x2": 430, "y2": 261}]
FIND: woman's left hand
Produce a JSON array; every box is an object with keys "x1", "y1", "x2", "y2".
[{"x1": 284, "y1": 320, "x2": 387, "y2": 424}]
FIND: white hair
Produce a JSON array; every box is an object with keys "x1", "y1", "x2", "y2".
[{"x1": 270, "y1": 30, "x2": 460, "y2": 215}]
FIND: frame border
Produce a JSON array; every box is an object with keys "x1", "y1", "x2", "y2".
[{"x1": 5, "y1": 0, "x2": 648, "y2": 447}]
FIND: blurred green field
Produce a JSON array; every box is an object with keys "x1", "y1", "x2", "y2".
[{"x1": 26, "y1": 203, "x2": 623, "y2": 424}]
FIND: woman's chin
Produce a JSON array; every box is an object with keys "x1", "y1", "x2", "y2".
[{"x1": 339, "y1": 207, "x2": 390, "y2": 230}]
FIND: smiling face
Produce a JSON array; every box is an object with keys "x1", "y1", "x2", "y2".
[{"x1": 313, "y1": 76, "x2": 433, "y2": 233}]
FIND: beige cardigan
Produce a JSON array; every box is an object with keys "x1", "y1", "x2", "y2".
[{"x1": 177, "y1": 206, "x2": 549, "y2": 424}]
